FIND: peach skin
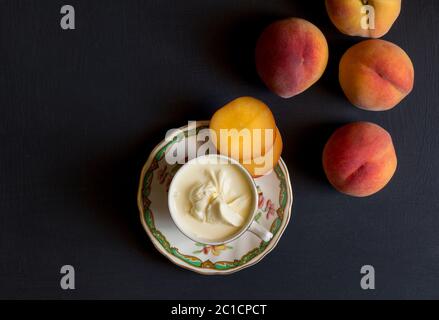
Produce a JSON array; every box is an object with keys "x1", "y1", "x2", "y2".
[
  {"x1": 323, "y1": 122, "x2": 397, "y2": 197},
  {"x1": 339, "y1": 39, "x2": 414, "y2": 111},
  {"x1": 326, "y1": 0, "x2": 401, "y2": 38},
  {"x1": 255, "y1": 18, "x2": 329, "y2": 98}
]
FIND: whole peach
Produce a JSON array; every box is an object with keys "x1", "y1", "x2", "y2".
[
  {"x1": 326, "y1": 0, "x2": 401, "y2": 38},
  {"x1": 255, "y1": 18, "x2": 329, "y2": 98},
  {"x1": 323, "y1": 122, "x2": 397, "y2": 197},
  {"x1": 339, "y1": 39, "x2": 414, "y2": 111}
]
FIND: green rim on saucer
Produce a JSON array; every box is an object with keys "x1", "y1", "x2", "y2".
[{"x1": 137, "y1": 121, "x2": 293, "y2": 275}]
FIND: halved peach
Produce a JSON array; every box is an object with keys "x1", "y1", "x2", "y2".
[
  {"x1": 242, "y1": 127, "x2": 283, "y2": 178},
  {"x1": 210, "y1": 97, "x2": 277, "y2": 161}
]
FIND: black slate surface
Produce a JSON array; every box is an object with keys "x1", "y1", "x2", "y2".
[{"x1": 0, "y1": 0, "x2": 438, "y2": 299}]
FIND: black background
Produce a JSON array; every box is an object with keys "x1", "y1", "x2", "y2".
[{"x1": 1, "y1": 0, "x2": 438, "y2": 299}]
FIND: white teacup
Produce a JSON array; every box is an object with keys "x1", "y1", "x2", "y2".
[{"x1": 168, "y1": 154, "x2": 273, "y2": 245}]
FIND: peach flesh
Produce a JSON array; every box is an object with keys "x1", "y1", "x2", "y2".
[
  {"x1": 209, "y1": 97, "x2": 277, "y2": 161},
  {"x1": 242, "y1": 127, "x2": 283, "y2": 178}
]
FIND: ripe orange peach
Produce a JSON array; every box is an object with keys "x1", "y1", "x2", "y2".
[
  {"x1": 255, "y1": 18, "x2": 329, "y2": 98},
  {"x1": 339, "y1": 39, "x2": 414, "y2": 111},
  {"x1": 242, "y1": 127, "x2": 283, "y2": 178},
  {"x1": 210, "y1": 97, "x2": 277, "y2": 161},
  {"x1": 323, "y1": 122, "x2": 397, "y2": 197},
  {"x1": 326, "y1": 0, "x2": 401, "y2": 38}
]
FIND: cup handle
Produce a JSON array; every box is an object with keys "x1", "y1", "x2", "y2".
[{"x1": 248, "y1": 221, "x2": 273, "y2": 242}]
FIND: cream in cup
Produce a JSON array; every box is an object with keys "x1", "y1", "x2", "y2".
[{"x1": 168, "y1": 154, "x2": 273, "y2": 245}]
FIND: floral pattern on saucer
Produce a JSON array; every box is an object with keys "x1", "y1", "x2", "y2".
[
  {"x1": 137, "y1": 121, "x2": 293, "y2": 275},
  {"x1": 193, "y1": 243, "x2": 234, "y2": 256}
]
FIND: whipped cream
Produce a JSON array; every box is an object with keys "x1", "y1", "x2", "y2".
[
  {"x1": 169, "y1": 159, "x2": 254, "y2": 242},
  {"x1": 189, "y1": 170, "x2": 246, "y2": 227}
]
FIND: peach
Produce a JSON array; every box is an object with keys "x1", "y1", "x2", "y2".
[
  {"x1": 210, "y1": 97, "x2": 277, "y2": 161},
  {"x1": 242, "y1": 127, "x2": 283, "y2": 178},
  {"x1": 322, "y1": 122, "x2": 397, "y2": 197},
  {"x1": 255, "y1": 18, "x2": 329, "y2": 98},
  {"x1": 325, "y1": 0, "x2": 401, "y2": 38},
  {"x1": 339, "y1": 39, "x2": 414, "y2": 111}
]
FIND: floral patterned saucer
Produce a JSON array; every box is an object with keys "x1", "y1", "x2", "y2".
[{"x1": 137, "y1": 121, "x2": 293, "y2": 275}]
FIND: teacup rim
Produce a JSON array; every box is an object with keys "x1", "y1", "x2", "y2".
[{"x1": 167, "y1": 153, "x2": 259, "y2": 246}]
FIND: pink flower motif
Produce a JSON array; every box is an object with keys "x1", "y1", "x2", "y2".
[
  {"x1": 193, "y1": 244, "x2": 233, "y2": 256},
  {"x1": 258, "y1": 193, "x2": 265, "y2": 209},
  {"x1": 265, "y1": 199, "x2": 275, "y2": 219}
]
